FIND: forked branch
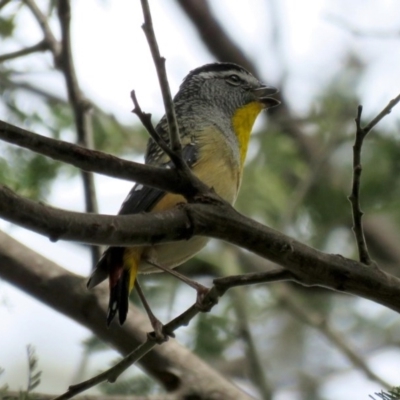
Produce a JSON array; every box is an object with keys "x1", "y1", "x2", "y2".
[{"x1": 349, "y1": 94, "x2": 400, "y2": 265}]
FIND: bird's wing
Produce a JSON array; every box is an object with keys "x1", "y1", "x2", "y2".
[
  {"x1": 87, "y1": 141, "x2": 198, "y2": 290},
  {"x1": 118, "y1": 141, "x2": 197, "y2": 215}
]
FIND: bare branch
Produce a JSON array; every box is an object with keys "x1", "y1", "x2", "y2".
[
  {"x1": 0, "y1": 230, "x2": 252, "y2": 400},
  {"x1": 140, "y1": 0, "x2": 182, "y2": 156},
  {"x1": 0, "y1": 40, "x2": 48, "y2": 63},
  {"x1": 176, "y1": 1, "x2": 400, "y2": 272},
  {"x1": 129, "y1": 91, "x2": 220, "y2": 200},
  {"x1": 363, "y1": 94, "x2": 400, "y2": 136},
  {"x1": 53, "y1": 267, "x2": 292, "y2": 398},
  {"x1": 130, "y1": 90, "x2": 181, "y2": 165},
  {"x1": 0, "y1": 120, "x2": 191, "y2": 194},
  {"x1": 349, "y1": 94, "x2": 400, "y2": 265},
  {"x1": 55, "y1": 306, "x2": 199, "y2": 399},
  {"x1": 213, "y1": 268, "x2": 294, "y2": 292},
  {"x1": 0, "y1": 76, "x2": 67, "y2": 104},
  {"x1": 22, "y1": 0, "x2": 100, "y2": 265},
  {"x1": 349, "y1": 106, "x2": 372, "y2": 264},
  {"x1": 3, "y1": 392, "x2": 173, "y2": 400},
  {"x1": 2, "y1": 181, "x2": 400, "y2": 319},
  {"x1": 56, "y1": 0, "x2": 100, "y2": 265},
  {"x1": 0, "y1": 184, "x2": 191, "y2": 245},
  {"x1": 22, "y1": 0, "x2": 61, "y2": 60}
]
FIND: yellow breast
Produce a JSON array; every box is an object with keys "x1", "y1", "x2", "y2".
[
  {"x1": 232, "y1": 101, "x2": 263, "y2": 166},
  {"x1": 193, "y1": 126, "x2": 240, "y2": 204}
]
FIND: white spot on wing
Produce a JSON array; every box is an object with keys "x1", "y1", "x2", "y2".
[{"x1": 135, "y1": 184, "x2": 143, "y2": 191}]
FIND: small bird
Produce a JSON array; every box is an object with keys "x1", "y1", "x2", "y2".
[{"x1": 87, "y1": 62, "x2": 279, "y2": 326}]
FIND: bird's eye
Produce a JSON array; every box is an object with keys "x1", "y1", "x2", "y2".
[{"x1": 226, "y1": 74, "x2": 241, "y2": 86}]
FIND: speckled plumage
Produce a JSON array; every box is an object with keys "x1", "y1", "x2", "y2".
[{"x1": 87, "y1": 62, "x2": 279, "y2": 325}]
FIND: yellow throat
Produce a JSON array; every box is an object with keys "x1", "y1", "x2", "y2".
[{"x1": 232, "y1": 101, "x2": 263, "y2": 166}]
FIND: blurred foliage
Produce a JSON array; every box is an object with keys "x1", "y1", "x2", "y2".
[
  {"x1": 0, "y1": 346, "x2": 41, "y2": 400},
  {"x1": 26, "y1": 345, "x2": 41, "y2": 393},
  {"x1": 370, "y1": 387, "x2": 400, "y2": 400},
  {"x1": 0, "y1": 15, "x2": 15, "y2": 38},
  {"x1": 192, "y1": 311, "x2": 237, "y2": 359}
]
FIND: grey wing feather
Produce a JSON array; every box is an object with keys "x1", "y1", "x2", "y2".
[
  {"x1": 119, "y1": 141, "x2": 198, "y2": 215},
  {"x1": 87, "y1": 142, "x2": 198, "y2": 289}
]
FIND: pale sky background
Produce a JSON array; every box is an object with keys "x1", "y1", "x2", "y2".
[{"x1": 1, "y1": 0, "x2": 400, "y2": 399}]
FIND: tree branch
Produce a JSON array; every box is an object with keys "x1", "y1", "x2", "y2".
[
  {"x1": 2, "y1": 182, "x2": 400, "y2": 317},
  {"x1": 2, "y1": 392, "x2": 174, "y2": 400},
  {"x1": 134, "y1": 1, "x2": 210, "y2": 201},
  {"x1": 1, "y1": 91, "x2": 400, "y2": 320},
  {"x1": 0, "y1": 120, "x2": 190, "y2": 194},
  {"x1": 0, "y1": 40, "x2": 48, "y2": 63},
  {"x1": 22, "y1": 0, "x2": 61, "y2": 60},
  {"x1": 0, "y1": 184, "x2": 192, "y2": 245},
  {"x1": 53, "y1": 265, "x2": 292, "y2": 398},
  {"x1": 22, "y1": 0, "x2": 100, "y2": 266},
  {"x1": 349, "y1": 94, "x2": 400, "y2": 265},
  {"x1": 140, "y1": 0, "x2": 182, "y2": 156},
  {"x1": 0, "y1": 230, "x2": 253, "y2": 400},
  {"x1": 176, "y1": 0, "x2": 400, "y2": 273},
  {"x1": 363, "y1": 94, "x2": 400, "y2": 135},
  {"x1": 130, "y1": 90, "x2": 177, "y2": 162},
  {"x1": 56, "y1": 0, "x2": 100, "y2": 266}
]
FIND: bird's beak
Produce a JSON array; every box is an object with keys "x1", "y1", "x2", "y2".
[{"x1": 252, "y1": 85, "x2": 280, "y2": 109}]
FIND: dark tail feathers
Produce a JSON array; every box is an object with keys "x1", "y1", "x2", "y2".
[{"x1": 87, "y1": 247, "x2": 130, "y2": 325}]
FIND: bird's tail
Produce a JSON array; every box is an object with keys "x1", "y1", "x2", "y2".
[{"x1": 87, "y1": 247, "x2": 140, "y2": 325}]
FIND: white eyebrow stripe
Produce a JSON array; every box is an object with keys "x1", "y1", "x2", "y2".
[{"x1": 196, "y1": 70, "x2": 252, "y2": 81}]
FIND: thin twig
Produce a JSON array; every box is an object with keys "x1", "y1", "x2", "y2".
[
  {"x1": 0, "y1": 120, "x2": 189, "y2": 193},
  {"x1": 57, "y1": 0, "x2": 100, "y2": 266},
  {"x1": 140, "y1": 0, "x2": 182, "y2": 156},
  {"x1": 349, "y1": 94, "x2": 400, "y2": 265},
  {"x1": 52, "y1": 339, "x2": 155, "y2": 400},
  {"x1": 349, "y1": 106, "x2": 371, "y2": 264},
  {"x1": 2, "y1": 162, "x2": 400, "y2": 313},
  {"x1": 129, "y1": 91, "x2": 211, "y2": 200},
  {"x1": 213, "y1": 268, "x2": 295, "y2": 293},
  {"x1": 130, "y1": 90, "x2": 180, "y2": 164},
  {"x1": 52, "y1": 268, "x2": 291, "y2": 399},
  {"x1": 363, "y1": 94, "x2": 400, "y2": 136},
  {"x1": 23, "y1": 0, "x2": 100, "y2": 266},
  {"x1": 0, "y1": 40, "x2": 48, "y2": 63},
  {"x1": 22, "y1": 0, "x2": 61, "y2": 61},
  {"x1": 0, "y1": 229, "x2": 253, "y2": 400},
  {"x1": 5, "y1": 392, "x2": 170, "y2": 400}
]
